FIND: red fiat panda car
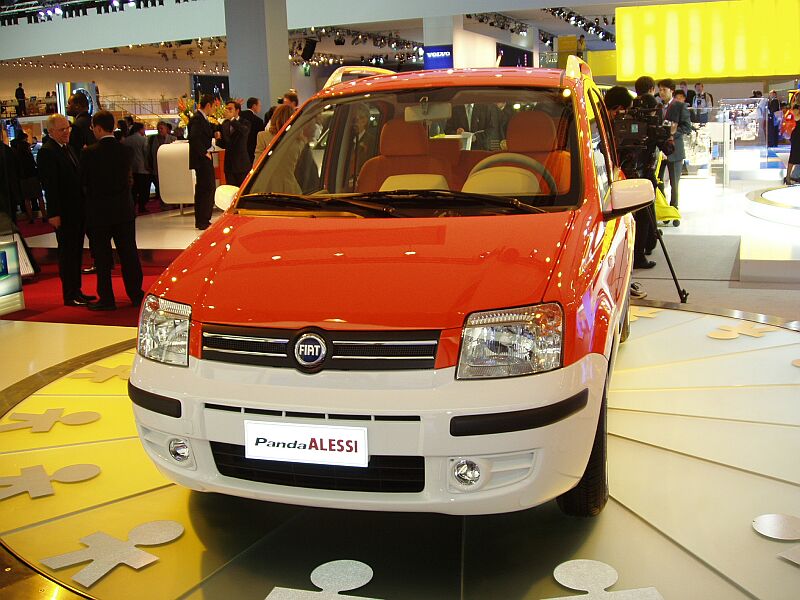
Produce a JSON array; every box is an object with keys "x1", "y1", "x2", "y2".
[{"x1": 129, "y1": 58, "x2": 653, "y2": 516}]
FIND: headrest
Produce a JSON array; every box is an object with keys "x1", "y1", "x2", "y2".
[
  {"x1": 507, "y1": 111, "x2": 557, "y2": 153},
  {"x1": 380, "y1": 174, "x2": 449, "y2": 191},
  {"x1": 429, "y1": 138, "x2": 462, "y2": 165},
  {"x1": 380, "y1": 119, "x2": 429, "y2": 156}
]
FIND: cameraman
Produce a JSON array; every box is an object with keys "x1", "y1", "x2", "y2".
[
  {"x1": 605, "y1": 86, "x2": 655, "y2": 274},
  {"x1": 657, "y1": 78, "x2": 692, "y2": 211}
]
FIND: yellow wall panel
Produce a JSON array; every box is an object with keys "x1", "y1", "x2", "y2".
[
  {"x1": 617, "y1": 0, "x2": 800, "y2": 81},
  {"x1": 588, "y1": 51, "x2": 618, "y2": 78}
]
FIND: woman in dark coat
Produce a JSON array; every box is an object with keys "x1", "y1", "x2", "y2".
[{"x1": 786, "y1": 104, "x2": 800, "y2": 185}]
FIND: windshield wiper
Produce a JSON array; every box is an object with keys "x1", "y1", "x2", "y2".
[
  {"x1": 236, "y1": 192, "x2": 403, "y2": 217},
  {"x1": 237, "y1": 192, "x2": 327, "y2": 208},
  {"x1": 343, "y1": 189, "x2": 548, "y2": 214}
]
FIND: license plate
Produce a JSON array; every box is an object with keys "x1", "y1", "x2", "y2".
[{"x1": 244, "y1": 421, "x2": 369, "y2": 467}]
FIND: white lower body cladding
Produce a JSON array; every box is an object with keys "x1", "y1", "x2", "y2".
[{"x1": 129, "y1": 353, "x2": 608, "y2": 515}]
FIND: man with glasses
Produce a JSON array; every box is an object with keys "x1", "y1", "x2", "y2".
[{"x1": 36, "y1": 114, "x2": 95, "y2": 306}]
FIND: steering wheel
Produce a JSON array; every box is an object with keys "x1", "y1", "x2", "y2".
[{"x1": 468, "y1": 152, "x2": 558, "y2": 195}]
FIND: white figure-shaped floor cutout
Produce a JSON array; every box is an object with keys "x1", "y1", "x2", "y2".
[
  {"x1": 0, "y1": 464, "x2": 101, "y2": 500},
  {"x1": 0, "y1": 408, "x2": 100, "y2": 433},
  {"x1": 40, "y1": 520, "x2": 184, "y2": 588},
  {"x1": 70, "y1": 364, "x2": 131, "y2": 383},
  {"x1": 542, "y1": 559, "x2": 664, "y2": 599},
  {"x1": 265, "y1": 559, "x2": 381, "y2": 599},
  {"x1": 753, "y1": 513, "x2": 800, "y2": 567}
]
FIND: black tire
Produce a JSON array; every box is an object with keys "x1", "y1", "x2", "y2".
[
  {"x1": 556, "y1": 383, "x2": 608, "y2": 517},
  {"x1": 672, "y1": 219, "x2": 681, "y2": 227}
]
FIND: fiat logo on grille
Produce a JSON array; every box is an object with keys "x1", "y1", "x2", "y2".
[{"x1": 294, "y1": 333, "x2": 327, "y2": 368}]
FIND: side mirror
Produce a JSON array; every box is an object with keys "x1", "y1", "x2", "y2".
[
  {"x1": 603, "y1": 179, "x2": 654, "y2": 220},
  {"x1": 214, "y1": 184, "x2": 239, "y2": 211}
]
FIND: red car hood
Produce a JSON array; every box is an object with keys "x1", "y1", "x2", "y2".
[{"x1": 154, "y1": 212, "x2": 575, "y2": 330}]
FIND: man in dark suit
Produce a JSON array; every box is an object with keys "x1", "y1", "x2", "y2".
[
  {"x1": 188, "y1": 94, "x2": 216, "y2": 230},
  {"x1": 680, "y1": 81, "x2": 696, "y2": 108},
  {"x1": 445, "y1": 103, "x2": 499, "y2": 150},
  {"x1": 78, "y1": 110, "x2": 143, "y2": 311},
  {"x1": 657, "y1": 79, "x2": 692, "y2": 210},
  {"x1": 214, "y1": 100, "x2": 251, "y2": 187},
  {"x1": 239, "y1": 97, "x2": 264, "y2": 163},
  {"x1": 351, "y1": 103, "x2": 377, "y2": 178},
  {"x1": 767, "y1": 90, "x2": 781, "y2": 147},
  {"x1": 67, "y1": 93, "x2": 96, "y2": 155},
  {"x1": 0, "y1": 131, "x2": 22, "y2": 223},
  {"x1": 15, "y1": 83, "x2": 26, "y2": 117},
  {"x1": 36, "y1": 114, "x2": 95, "y2": 306}
]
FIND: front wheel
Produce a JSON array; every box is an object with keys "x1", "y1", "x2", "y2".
[{"x1": 556, "y1": 383, "x2": 608, "y2": 517}]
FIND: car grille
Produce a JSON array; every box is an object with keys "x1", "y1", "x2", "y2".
[
  {"x1": 201, "y1": 324, "x2": 439, "y2": 370},
  {"x1": 210, "y1": 442, "x2": 425, "y2": 493}
]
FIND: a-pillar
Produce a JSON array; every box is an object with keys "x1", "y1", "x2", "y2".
[{"x1": 224, "y1": 0, "x2": 290, "y2": 107}]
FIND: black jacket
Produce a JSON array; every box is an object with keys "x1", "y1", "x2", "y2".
[
  {"x1": 79, "y1": 137, "x2": 135, "y2": 227},
  {"x1": 36, "y1": 139, "x2": 83, "y2": 223},
  {"x1": 0, "y1": 142, "x2": 22, "y2": 221},
  {"x1": 664, "y1": 100, "x2": 692, "y2": 163},
  {"x1": 239, "y1": 109, "x2": 265, "y2": 163},
  {"x1": 216, "y1": 118, "x2": 251, "y2": 174},
  {"x1": 69, "y1": 111, "x2": 96, "y2": 156},
  {"x1": 445, "y1": 104, "x2": 499, "y2": 150},
  {"x1": 10, "y1": 138, "x2": 37, "y2": 179},
  {"x1": 188, "y1": 111, "x2": 214, "y2": 170}
]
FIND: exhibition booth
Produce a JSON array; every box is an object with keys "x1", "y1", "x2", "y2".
[{"x1": 1, "y1": 1, "x2": 799, "y2": 599}]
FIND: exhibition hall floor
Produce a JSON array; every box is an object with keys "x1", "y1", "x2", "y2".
[{"x1": 1, "y1": 305, "x2": 799, "y2": 599}]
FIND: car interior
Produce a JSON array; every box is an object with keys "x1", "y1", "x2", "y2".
[{"x1": 243, "y1": 87, "x2": 583, "y2": 213}]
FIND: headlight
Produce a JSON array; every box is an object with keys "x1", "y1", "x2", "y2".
[
  {"x1": 457, "y1": 303, "x2": 563, "y2": 380},
  {"x1": 138, "y1": 295, "x2": 192, "y2": 367}
]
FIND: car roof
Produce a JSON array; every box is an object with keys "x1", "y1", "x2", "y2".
[{"x1": 319, "y1": 67, "x2": 574, "y2": 99}]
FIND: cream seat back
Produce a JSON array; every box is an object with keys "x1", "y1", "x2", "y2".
[
  {"x1": 461, "y1": 166, "x2": 540, "y2": 196},
  {"x1": 157, "y1": 140, "x2": 196, "y2": 205}
]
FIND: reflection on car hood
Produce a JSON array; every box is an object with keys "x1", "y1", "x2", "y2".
[{"x1": 152, "y1": 212, "x2": 575, "y2": 330}]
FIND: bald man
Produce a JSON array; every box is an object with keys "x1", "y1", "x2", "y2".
[{"x1": 36, "y1": 114, "x2": 95, "y2": 306}]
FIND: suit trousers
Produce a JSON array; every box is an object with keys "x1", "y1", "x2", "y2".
[
  {"x1": 194, "y1": 157, "x2": 215, "y2": 228},
  {"x1": 633, "y1": 203, "x2": 657, "y2": 262},
  {"x1": 658, "y1": 160, "x2": 682, "y2": 209},
  {"x1": 225, "y1": 170, "x2": 247, "y2": 188},
  {"x1": 91, "y1": 220, "x2": 143, "y2": 305},
  {"x1": 132, "y1": 173, "x2": 151, "y2": 211},
  {"x1": 55, "y1": 221, "x2": 85, "y2": 302}
]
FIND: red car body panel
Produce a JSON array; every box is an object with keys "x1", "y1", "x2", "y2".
[{"x1": 151, "y1": 67, "x2": 630, "y2": 371}]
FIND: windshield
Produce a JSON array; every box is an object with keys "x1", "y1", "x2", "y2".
[{"x1": 239, "y1": 86, "x2": 581, "y2": 218}]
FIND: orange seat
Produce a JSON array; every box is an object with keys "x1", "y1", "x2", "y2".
[
  {"x1": 357, "y1": 120, "x2": 451, "y2": 192},
  {"x1": 429, "y1": 138, "x2": 461, "y2": 169},
  {"x1": 505, "y1": 111, "x2": 571, "y2": 194}
]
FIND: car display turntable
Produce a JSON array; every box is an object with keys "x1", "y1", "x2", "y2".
[{"x1": 1, "y1": 303, "x2": 799, "y2": 600}]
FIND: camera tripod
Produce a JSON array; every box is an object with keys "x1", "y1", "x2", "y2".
[{"x1": 641, "y1": 194, "x2": 689, "y2": 304}]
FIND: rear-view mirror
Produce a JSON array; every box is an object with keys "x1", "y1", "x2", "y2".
[
  {"x1": 215, "y1": 185, "x2": 239, "y2": 211},
  {"x1": 603, "y1": 179, "x2": 654, "y2": 220},
  {"x1": 405, "y1": 102, "x2": 452, "y2": 123}
]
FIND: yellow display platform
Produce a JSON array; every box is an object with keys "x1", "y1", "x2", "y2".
[{"x1": 1, "y1": 305, "x2": 799, "y2": 599}]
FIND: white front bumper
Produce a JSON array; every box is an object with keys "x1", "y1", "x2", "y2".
[{"x1": 130, "y1": 353, "x2": 608, "y2": 515}]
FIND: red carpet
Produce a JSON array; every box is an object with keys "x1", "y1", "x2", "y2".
[
  {"x1": 15, "y1": 219, "x2": 54, "y2": 239},
  {"x1": 3, "y1": 263, "x2": 160, "y2": 327},
  {"x1": 2, "y1": 249, "x2": 181, "y2": 327}
]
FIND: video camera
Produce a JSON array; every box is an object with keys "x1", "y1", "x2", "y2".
[{"x1": 612, "y1": 99, "x2": 675, "y2": 179}]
